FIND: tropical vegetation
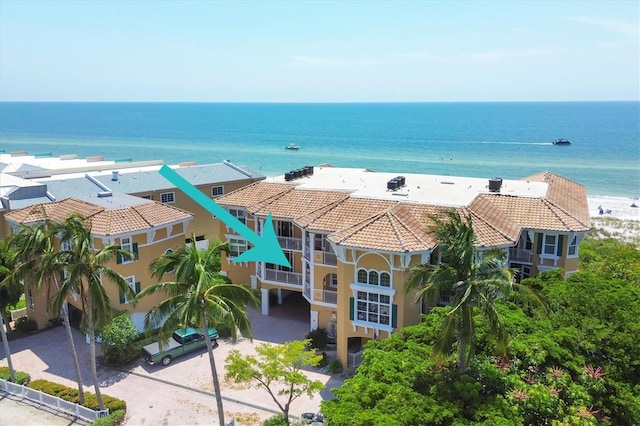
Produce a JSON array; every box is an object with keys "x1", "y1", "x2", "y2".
[
  {"x1": 322, "y1": 236, "x2": 640, "y2": 425},
  {"x1": 137, "y1": 237, "x2": 259, "y2": 426}
]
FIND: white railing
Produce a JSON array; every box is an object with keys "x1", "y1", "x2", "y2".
[
  {"x1": 261, "y1": 269, "x2": 302, "y2": 286},
  {"x1": 0, "y1": 379, "x2": 109, "y2": 421},
  {"x1": 277, "y1": 236, "x2": 302, "y2": 251},
  {"x1": 348, "y1": 349, "x2": 364, "y2": 368},
  {"x1": 11, "y1": 308, "x2": 27, "y2": 321}
]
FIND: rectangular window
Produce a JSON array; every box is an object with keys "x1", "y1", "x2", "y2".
[
  {"x1": 228, "y1": 238, "x2": 248, "y2": 258},
  {"x1": 355, "y1": 290, "x2": 392, "y2": 326},
  {"x1": 160, "y1": 192, "x2": 175, "y2": 204},
  {"x1": 230, "y1": 208, "x2": 246, "y2": 225},
  {"x1": 543, "y1": 235, "x2": 557, "y2": 255},
  {"x1": 329, "y1": 273, "x2": 338, "y2": 288},
  {"x1": 120, "y1": 276, "x2": 140, "y2": 304},
  {"x1": 121, "y1": 237, "x2": 133, "y2": 264},
  {"x1": 211, "y1": 186, "x2": 224, "y2": 197},
  {"x1": 568, "y1": 235, "x2": 578, "y2": 256}
]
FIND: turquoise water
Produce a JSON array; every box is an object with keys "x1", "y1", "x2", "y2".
[{"x1": 0, "y1": 102, "x2": 638, "y2": 197}]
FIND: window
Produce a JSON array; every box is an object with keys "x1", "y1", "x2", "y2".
[
  {"x1": 230, "y1": 208, "x2": 246, "y2": 225},
  {"x1": 211, "y1": 186, "x2": 224, "y2": 197},
  {"x1": 356, "y1": 268, "x2": 392, "y2": 288},
  {"x1": 355, "y1": 291, "x2": 392, "y2": 325},
  {"x1": 160, "y1": 192, "x2": 175, "y2": 204},
  {"x1": 28, "y1": 287, "x2": 34, "y2": 310},
  {"x1": 568, "y1": 235, "x2": 578, "y2": 256},
  {"x1": 524, "y1": 234, "x2": 533, "y2": 250},
  {"x1": 543, "y1": 235, "x2": 557, "y2": 255},
  {"x1": 228, "y1": 238, "x2": 248, "y2": 258},
  {"x1": 120, "y1": 276, "x2": 140, "y2": 304},
  {"x1": 120, "y1": 237, "x2": 133, "y2": 264},
  {"x1": 328, "y1": 273, "x2": 338, "y2": 288}
]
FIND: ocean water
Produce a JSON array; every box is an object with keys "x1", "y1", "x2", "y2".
[{"x1": 0, "y1": 102, "x2": 638, "y2": 198}]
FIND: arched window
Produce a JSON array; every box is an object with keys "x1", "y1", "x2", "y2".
[
  {"x1": 357, "y1": 269, "x2": 368, "y2": 283},
  {"x1": 380, "y1": 272, "x2": 391, "y2": 287},
  {"x1": 368, "y1": 271, "x2": 379, "y2": 285},
  {"x1": 356, "y1": 268, "x2": 391, "y2": 287}
]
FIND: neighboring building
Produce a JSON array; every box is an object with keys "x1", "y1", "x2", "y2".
[
  {"x1": 4, "y1": 195, "x2": 193, "y2": 331},
  {"x1": 0, "y1": 151, "x2": 265, "y2": 331},
  {"x1": 213, "y1": 165, "x2": 591, "y2": 368}
]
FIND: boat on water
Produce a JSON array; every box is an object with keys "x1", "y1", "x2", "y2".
[
  {"x1": 285, "y1": 143, "x2": 300, "y2": 151},
  {"x1": 552, "y1": 139, "x2": 571, "y2": 145}
]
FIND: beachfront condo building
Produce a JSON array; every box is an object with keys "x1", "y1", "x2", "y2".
[{"x1": 213, "y1": 165, "x2": 591, "y2": 368}]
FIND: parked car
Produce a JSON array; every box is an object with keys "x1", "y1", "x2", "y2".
[{"x1": 142, "y1": 327, "x2": 219, "y2": 366}]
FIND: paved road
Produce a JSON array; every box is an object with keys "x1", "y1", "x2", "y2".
[{"x1": 0, "y1": 300, "x2": 345, "y2": 425}]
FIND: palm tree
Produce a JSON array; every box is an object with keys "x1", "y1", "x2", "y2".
[
  {"x1": 0, "y1": 238, "x2": 19, "y2": 382},
  {"x1": 406, "y1": 209, "x2": 536, "y2": 372},
  {"x1": 46, "y1": 213, "x2": 135, "y2": 410},
  {"x1": 7, "y1": 221, "x2": 86, "y2": 402},
  {"x1": 138, "y1": 237, "x2": 259, "y2": 426}
]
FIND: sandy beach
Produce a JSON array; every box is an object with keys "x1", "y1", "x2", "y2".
[{"x1": 588, "y1": 196, "x2": 640, "y2": 245}]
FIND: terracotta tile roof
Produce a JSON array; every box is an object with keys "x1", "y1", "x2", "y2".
[
  {"x1": 214, "y1": 181, "x2": 295, "y2": 209},
  {"x1": 327, "y1": 204, "x2": 436, "y2": 252},
  {"x1": 525, "y1": 172, "x2": 591, "y2": 226},
  {"x1": 251, "y1": 189, "x2": 350, "y2": 219},
  {"x1": 5, "y1": 197, "x2": 193, "y2": 236},
  {"x1": 468, "y1": 193, "x2": 590, "y2": 233},
  {"x1": 5, "y1": 198, "x2": 105, "y2": 224},
  {"x1": 297, "y1": 197, "x2": 398, "y2": 232}
]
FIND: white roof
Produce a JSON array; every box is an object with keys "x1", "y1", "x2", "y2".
[{"x1": 267, "y1": 166, "x2": 548, "y2": 207}]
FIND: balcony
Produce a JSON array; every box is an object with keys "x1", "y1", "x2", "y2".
[
  {"x1": 277, "y1": 236, "x2": 302, "y2": 251},
  {"x1": 509, "y1": 247, "x2": 532, "y2": 263},
  {"x1": 323, "y1": 290, "x2": 337, "y2": 304},
  {"x1": 312, "y1": 250, "x2": 337, "y2": 266},
  {"x1": 259, "y1": 269, "x2": 302, "y2": 286}
]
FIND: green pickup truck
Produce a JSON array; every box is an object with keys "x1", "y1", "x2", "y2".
[{"x1": 142, "y1": 327, "x2": 219, "y2": 366}]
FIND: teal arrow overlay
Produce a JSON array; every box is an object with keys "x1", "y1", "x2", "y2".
[{"x1": 159, "y1": 165, "x2": 291, "y2": 268}]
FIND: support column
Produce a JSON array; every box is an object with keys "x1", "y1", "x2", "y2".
[
  {"x1": 250, "y1": 274, "x2": 257, "y2": 290},
  {"x1": 277, "y1": 288, "x2": 283, "y2": 304},
  {"x1": 261, "y1": 288, "x2": 270, "y2": 316},
  {"x1": 310, "y1": 310, "x2": 319, "y2": 332}
]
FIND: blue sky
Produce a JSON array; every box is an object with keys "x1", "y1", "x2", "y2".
[{"x1": 1, "y1": 1, "x2": 638, "y2": 102}]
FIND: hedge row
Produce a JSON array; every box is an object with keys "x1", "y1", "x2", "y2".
[
  {"x1": 0, "y1": 366, "x2": 31, "y2": 385},
  {"x1": 28, "y1": 379, "x2": 126, "y2": 412}
]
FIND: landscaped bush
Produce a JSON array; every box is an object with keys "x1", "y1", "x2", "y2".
[
  {"x1": 305, "y1": 327, "x2": 328, "y2": 350},
  {"x1": 92, "y1": 409, "x2": 126, "y2": 426},
  {"x1": 262, "y1": 414, "x2": 289, "y2": 426},
  {"x1": 15, "y1": 316, "x2": 37, "y2": 332},
  {"x1": 0, "y1": 366, "x2": 31, "y2": 384},
  {"x1": 327, "y1": 358, "x2": 343, "y2": 374},
  {"x1": 100, "y1": 312, "x2": 141, "y2": 366},
  {"x1": 28, "y1": 379, "x2": 127, "y2": 412}
]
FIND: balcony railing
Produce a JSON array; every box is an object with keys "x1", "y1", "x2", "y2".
[
  {"x1": 323, "y1": 290, "x2": 337, "y2": 304},
  {"x1": 277, "y1": 236, "x2": 302, "y2": 251},
  {"x1": 509, "y1": 247, "x2": 532, "y2": 263},
  {"x1": 259, "y1": 269, "x2": 302, "y2": 286},
  {"x1": 348, "y1": 349, "x2": 364, "y2": 368},
  {"x1": 312, "y1": 250, "x2": 337, "y2": 266}
]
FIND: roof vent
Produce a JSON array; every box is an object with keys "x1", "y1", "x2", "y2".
[
  {"x1": 112, "y1": 171, "x2": 119, "y2": 181},
  {"x1": 488, "y1": 177, "x2": 503, "y2": 193}
]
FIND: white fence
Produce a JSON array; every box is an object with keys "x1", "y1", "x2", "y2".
[{"x1": 0, "y1": 378, "x2": 109, "y2": 421}]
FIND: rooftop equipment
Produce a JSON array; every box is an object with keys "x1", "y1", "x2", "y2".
[{"x1": 488, "y1": 177, "x2": 503, "y2": 193}]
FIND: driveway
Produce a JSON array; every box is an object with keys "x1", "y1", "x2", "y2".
[{"x1": 0, "y1": 306, "x2": 346, "y2": 425}]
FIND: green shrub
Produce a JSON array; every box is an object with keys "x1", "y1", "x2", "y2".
[
  {"x1": 305, "y1": 327, "x2": 328, "y2": 350},
  {"x1": 0, "y1": 367, "x2": 31, "y2": 384},
  {"x1": 327, "y1": 358, "x2": 343, "y2": 374},
  {"x1": 100, "y1": 312, "x2": 141, "y2": 366},
  {"x1": 93, "y1": 409, "x2": 126, "y2": 426},
  {"x1": 28, "y1": 379, "x2": 126, "y2": 412},
  {"x1": 15, "y1": 316, "x2": 37, "y2": 332},
  {"x1": 263, "y1": 414, "x2": 289, "y2": 425},
  {"x1": 9, "y1": 296, "x2": 26, "y2": 310}
]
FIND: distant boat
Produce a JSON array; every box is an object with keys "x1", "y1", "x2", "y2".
[
  {"x1": 285, "y1": 143, "x2": 300, "y2": 151},
  {"x1": 552, "y1": 139, "x2": 571, "y2": 145}
]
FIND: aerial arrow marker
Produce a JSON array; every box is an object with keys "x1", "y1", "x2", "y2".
[{"x1": 159, "y1": 165, "x2": 291, "y2": 268}]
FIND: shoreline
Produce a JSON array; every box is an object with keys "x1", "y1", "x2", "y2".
[{"x1": 587, "y1": 195, "x2": 640, "y2": 222}]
